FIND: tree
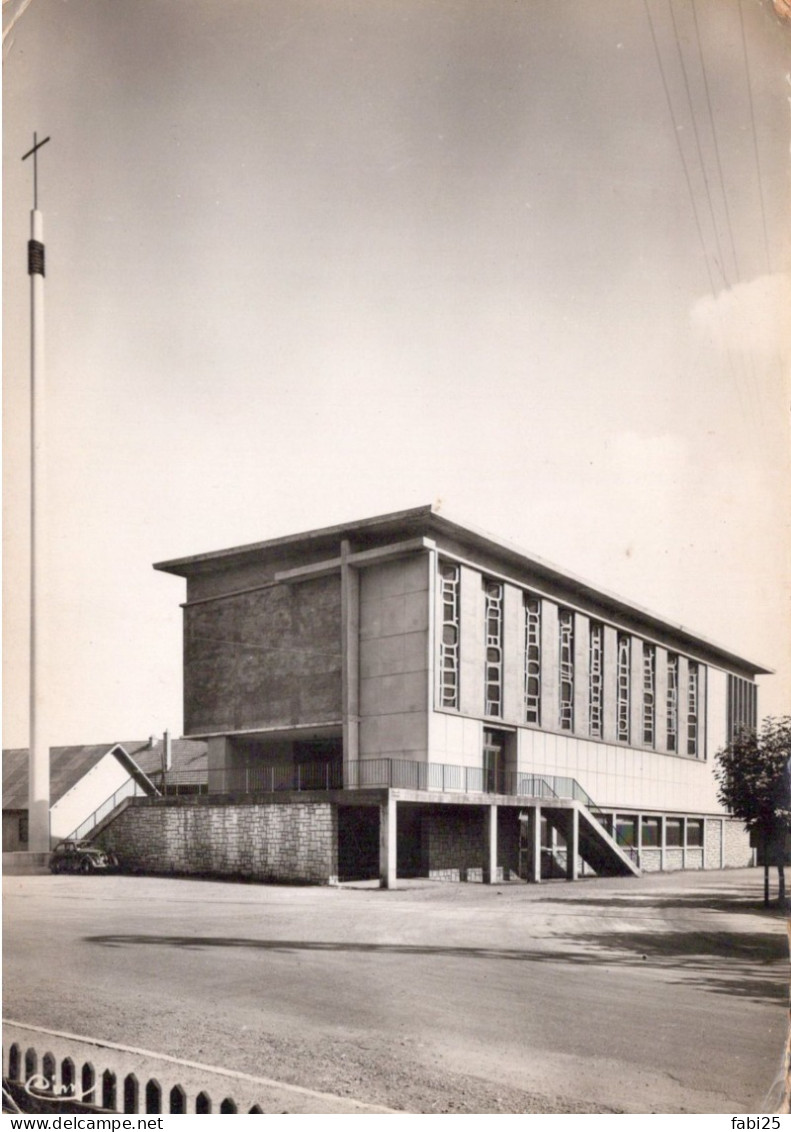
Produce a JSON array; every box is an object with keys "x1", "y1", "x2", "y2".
[{"x1": 714, "y1": 716, "x2": 791, "y2": 906}]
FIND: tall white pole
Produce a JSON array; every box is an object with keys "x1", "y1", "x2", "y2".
[{"x1": 28, "y1": 202, "x2": 50, "y2": 853}]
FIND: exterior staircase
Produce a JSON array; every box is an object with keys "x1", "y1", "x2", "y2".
[
  {"x1": 540, "y1": 800, "x2": 640, "y2": 878},
  {"x1": 66, "y1": 775, "x2": 159, "y2": 842}
]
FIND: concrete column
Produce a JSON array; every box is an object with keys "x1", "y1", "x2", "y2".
[
  {"x1": 206, "y1": 736, "x2": 230, "y2": 792},
  {"x1": 681, "y1": 816, "x2": 687, "y2": 870},
  {"x1": 677, "y1": 656, "x2": 689, "y2": 758},
  {"x1": 530, "y1": 805, "x2": 542, "y2": 883},
  {"x1": 566, "y1": 806, "x2": 579, "y2": 881},
  {"x1": 483, "y1": 803, "x2": 498, "y2": 883},
  {"x1": 697, "y1": 665, "x2": 707, "y2": 760},
  {"x1": 379, "y1": 792, "x2": 397, "y2": 889},
  {"x1": 502, "y1": 585, "x2": 523, "y2": 724},
  {"x1": 573, "y1": 612, "x2": 590, "y2": 737},
  {"x1": 660, "y1": 814, "x2": 666, "y2": 872},
  {"x1": 540, "y1": 601, "x2": 559, "y2": 732},
  {"x1": 28, "y1": 208, "x2": 50, "y2": 853},
  {"x1": 655, "y1": 647, "x2": 669, "y2": 751},
  {"x1": 459, "y1": 566, "x2": 485, "y2": 717},
  {"x1": 720, "y1": 818, "x2": 725, "y2": 870},
  {"x1": 630, "y1": 637, "x2": 644, "y2": 748},
  {"x1": 341, "y1": 540, "x2": 360, "y2": 787},
  {"x1": 602, "y1": 626, "x2": 618, "y2": 743}
]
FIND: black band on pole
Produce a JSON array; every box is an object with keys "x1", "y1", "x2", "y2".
[{"x1": 28, "y1": 240, "x2": 45, "y2": 276}]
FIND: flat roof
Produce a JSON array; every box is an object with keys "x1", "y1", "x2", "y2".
[{"x1": 154, "y1": 505, "x2": 772, "y2": 676}]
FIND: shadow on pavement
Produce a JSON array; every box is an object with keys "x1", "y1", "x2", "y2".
[
  {"x1": 536, "y1": 890, "x2": 786, "y2": 913},
  {"x1": 86, "y1": 930, "x2": 789, "y2": 1003}
]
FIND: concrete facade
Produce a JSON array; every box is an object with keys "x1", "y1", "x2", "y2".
[{"x1": 136, "y1": 506, "x2": 768, "y2": 885}]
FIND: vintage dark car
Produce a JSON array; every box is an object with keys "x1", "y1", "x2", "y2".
[{"x1": 49, "y1": 840, "x2": 118, "y2": 874}]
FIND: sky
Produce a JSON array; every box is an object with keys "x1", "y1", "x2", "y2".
[{"x1": 3, "y1": 0, "x2": 790, "y2": 748}]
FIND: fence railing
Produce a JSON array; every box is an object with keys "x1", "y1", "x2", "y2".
[
  {"x1": 153, "y1": 759, "x2": 639, "y2": 865},
  {"x1": 151, "y1": 761, "x2": 568, "y2": 798},
  {"x1": 69, "y1": 759, "x2": 637, "y2": 867},
  {"x1": 67, "y1": 778, "x2": 150, "y2": 842}
]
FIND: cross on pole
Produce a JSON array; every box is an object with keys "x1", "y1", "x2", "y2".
[{"x1": 21, "y1": 132, "x2": 50, "y2": 210}]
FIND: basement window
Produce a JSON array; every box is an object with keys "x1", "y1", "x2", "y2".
[
  {"x1": 665, "y1": 818, "x2": 683, "y2": 847},
  {"x1": 686, "y1": 819, "x2": 704, "y2": 847},
  {"x1": 640, "y1": 816, "x2": 661, "y2": 848},
  {"x1": 615, "y1": 815, "x2": 637, "y2": 847}
]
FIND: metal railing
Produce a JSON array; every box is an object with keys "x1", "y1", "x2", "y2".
[
  {"x1": 67, "y1": 758, "x2": 638, "y2": 868},
  {"x1": 67, "y1": 777, "x2": 150, "y2": 842},
  {"x1": 144, "y1": 760, "x2": 613, "y2": 804}
]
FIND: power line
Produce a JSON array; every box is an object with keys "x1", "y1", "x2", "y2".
[
  {"x1": 737, "y1": 0, "x2": 773, "y2": 274},
  {"x1": 642, "y1": 0, "x2": 718, "y2": 296},
  {"x1": 666, "y1": 0, "x2": 730, "y2": 288},
  {"x1": 689, "y1": 0, "x2": 742, "y2": 285}
]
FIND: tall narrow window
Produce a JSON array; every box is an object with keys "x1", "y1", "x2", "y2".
[
  {"x1": 642, "y1": 644, "x2": 656, "y2": 746},
  {"x1": 484, "y1": 580, "x2": 503, "y2": 717},
  {"x1": 616, "y1": 634, "x2": 630, "y2": 742},
  {"x1": 588, "y1": 621, "x2": 603, "y2": 738},
  {"x1": 727, "y1": 675, "x2": 757, "y2": 741},
  {"x1": 524, "y1": 595, "x2": 541, "y2": 725},
  {"x1": 667, "y1": 653, "x2": 678, "y2": 752},
  {"x1": 687, "y1": 661, "x2": 699, "y2": 757},
  {"x1": 439, "y1": 563, "x2": 460, "y2": 709},
  {"x1": 559, "y1": 609, "x2": 574, "y2": 731}
]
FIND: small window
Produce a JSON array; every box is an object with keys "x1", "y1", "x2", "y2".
[
  {"x1": 641, "y1": 816, "x2": 661, "y2": 848},
  {"x1": 665, "y1": 818, "x2": 683, "y2": 847},
  {"x1": 616, "y1": 815, "x2": 637, "y2": 847},
  {"x1": 19, "y1": 814, "x2": 28, "y2": 844},
  {"x1": 686, "y1": 819, "x2": 704, "y2": 847}
]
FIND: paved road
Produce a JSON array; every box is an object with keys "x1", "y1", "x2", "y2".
[{"x1": 3, "y1": 868, "x2": 788, "y2": 1113}]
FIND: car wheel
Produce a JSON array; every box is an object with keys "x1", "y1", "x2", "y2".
[{"x1": 80, "y1": 858, "x2": 93, "y2": 874}]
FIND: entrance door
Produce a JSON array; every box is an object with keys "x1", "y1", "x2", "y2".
[{"x1": 483, "y1": 730, "x2": 505, "y2": 794}]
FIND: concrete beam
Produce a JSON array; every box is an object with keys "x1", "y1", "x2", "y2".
[{"x1": 379, "y1": 792, "x2": 397, "y2": 889}]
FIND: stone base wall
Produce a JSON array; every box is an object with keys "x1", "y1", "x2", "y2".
[
  {"x1": 664, "y1": 847, "x2": 684, "y2": 870},
  {"x1": 97, "y1": 798, "x2": 338, "y2": 884},
  {"x1": 422, "y1": 809, "x2": 484, "y2": 881},
  {"x1": 420, "y1": 808, "x2": 520, "y2": 882},
  {"x1": 704, "y1": 818, "x2": 722, "y2": 868},
  {"x1": 640, "y1": 848, "x2": 662, "y2": 873},
  {"x1": 723, "y1": 819, "x2": 752, "y2": 868}
]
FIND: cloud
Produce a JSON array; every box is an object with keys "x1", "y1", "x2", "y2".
[{"x1": 690, "y1": 273, "x2": 791, "y2": 368}]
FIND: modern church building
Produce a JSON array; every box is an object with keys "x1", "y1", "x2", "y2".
[{"x1": 97, "y1": 506, "x2": 766, "y2": 887}]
